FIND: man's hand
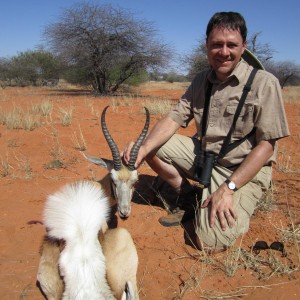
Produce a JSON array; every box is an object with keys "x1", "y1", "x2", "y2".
[
  {"x1": 123, "y1": 116, "x2": 181, "y2": 170},
  {"x1": 201, "y1": 183, "x2": 238, "y2": 231},
  {"x1": 201, "y1": 139, "x2": 275, "y2": 231},
  {"x1": 122, "y1": 142, "x2": 146, "y2": 169}
]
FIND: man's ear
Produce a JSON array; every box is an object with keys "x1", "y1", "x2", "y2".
[{"x1": 242, "y1": 41, "x2": 247, "y2": 54}]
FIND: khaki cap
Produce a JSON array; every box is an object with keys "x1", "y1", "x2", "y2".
[{"x1": 242, "y1": 48, "x2": 265, "y2": 70}]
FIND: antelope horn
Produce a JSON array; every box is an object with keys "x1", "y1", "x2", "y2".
[
  {"x1": 101, "y1": 106, "x2": 122, "y2": 171},
  {"x1": 127, "y1": 107, "x2": 150, "y2": 170}
]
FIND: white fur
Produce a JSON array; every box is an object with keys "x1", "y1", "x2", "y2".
[
  {"x1": 44, "y1": 181, "x2": 110, "y2": 241},
  {"x1": 44, "y1": 181, "x2": 114, "y2": 299}
]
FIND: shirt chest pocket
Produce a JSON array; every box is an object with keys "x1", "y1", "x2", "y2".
[{"x1": 225, "y1": 103, "x2": 255, "y2": 137}]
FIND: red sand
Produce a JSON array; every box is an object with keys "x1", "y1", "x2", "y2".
[{"x1": 0, "y1": 84, "x2": 299, "y2": 299}]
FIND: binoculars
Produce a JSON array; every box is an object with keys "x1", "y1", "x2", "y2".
[{"x1": 194, "y1": 150, "x2": 216, "y2": 187}]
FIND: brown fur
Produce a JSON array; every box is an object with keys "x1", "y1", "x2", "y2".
[
  {"x1": 37, "y1": 236, "x2": 65, "y2": 300},
  {"x1": 102, "y1": 228, "x2": 138, "y2": 299},
  {"x1": 117, "y1": 166, "x2": 133, "y2": 181},
  {"x1": 37, "y1": 226, "x2": 138, "y2": 300}
]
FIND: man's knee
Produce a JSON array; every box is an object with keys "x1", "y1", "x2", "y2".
[
  {"x1": 195, "y1": 215, "x2": 242, "y2": 252},
  {"x1": 195, "y1": 235, "x2": 229, "y2": 253}
]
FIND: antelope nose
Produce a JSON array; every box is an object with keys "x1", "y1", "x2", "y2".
[{"x1": 119, "y1": 210, "x2": 130, "y2": 219}]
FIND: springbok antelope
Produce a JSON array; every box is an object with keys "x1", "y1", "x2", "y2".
[
  {"x1": 82, "y1": 105, "x2": 150, "y2": 218},
  {"x1": 37, "y1": 181, "x2": 139, "y2": 300},
  {"x1": 37, "y1": 106, "x2": 149, "y2": 299}
]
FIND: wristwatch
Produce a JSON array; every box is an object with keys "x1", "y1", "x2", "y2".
[{"x1": 225, "y1": 179, "x2": 238, "y2": 191}]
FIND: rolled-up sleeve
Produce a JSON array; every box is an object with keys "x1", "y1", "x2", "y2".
[
  {"x1": 168, "y1": 73, "x2": 207, "y2": 128},
  {"x1": 254, "y1": 74, "x2": 290, "y2": 142}
]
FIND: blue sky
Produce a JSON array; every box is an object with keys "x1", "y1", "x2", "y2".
[{"x1": 1, "y1": 0, "x2": 299, "y2": 70}]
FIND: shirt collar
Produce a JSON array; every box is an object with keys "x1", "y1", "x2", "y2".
[{"x1": 231, "y1": 59, "x2": 251, "y2": 83}]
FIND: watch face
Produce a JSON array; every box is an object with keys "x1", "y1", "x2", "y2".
[{"x1": 228, "y1": 181, "x2": 236, "y2": 190}]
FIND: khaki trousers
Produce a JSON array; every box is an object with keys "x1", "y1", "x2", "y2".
[{"x1": 156, "y1": 134, "x2": 272, "y2": 249}]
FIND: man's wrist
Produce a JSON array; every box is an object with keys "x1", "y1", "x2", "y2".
[{"x1": 224, "y1": 179, "x2": 238, "y2": 192}]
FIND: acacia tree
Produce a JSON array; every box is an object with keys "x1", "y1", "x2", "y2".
[
  {"x1": 247, "y1": 32, "x2": 274, "y2": 64},
  {"x1": 183, "y1": 40, "x2": 209, "y2": 80},
  {"x1": 248, "y1": 32, "x2": 300, "y2": 87},
  {"x1": 44, "y1": 3, "x2": 171, "y2": 94}
]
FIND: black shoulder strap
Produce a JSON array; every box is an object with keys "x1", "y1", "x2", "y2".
[
  {"x1": 201, "y1": 81, "x2": 213, "y2": 138},
  {"x1": 218, "y1": 68, "x2": 258, "y2": 159}
]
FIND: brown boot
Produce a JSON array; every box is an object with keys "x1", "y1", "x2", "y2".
[
  {"x1": 158, "y1": 207, "x2": 195, "y2": 227},
  {"x1": 158, "y1": 186, "x2": 202, "y2": 227}
]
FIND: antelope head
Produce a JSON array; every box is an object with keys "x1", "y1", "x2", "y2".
[{"x1": 82, "y1": 106, "x2": 150, "y2": 218}]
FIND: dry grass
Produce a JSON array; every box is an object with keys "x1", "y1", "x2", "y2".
[
  {"x1": 1, "y1": 105, "x2": 24, "y2": 129},
  {"x1": 14, "y1": 152, "x2": 33, "y2": 179},
  {"x1": 19, "y1": 283, "x2": 32, "y2": 299},
  {"x1": 85, "y1": 98, "x2": 100, "y2": 118},
  {"x1": 111, "y1": 95, "x2": 136, "y2": 110},
  {"x1": 0, "y1": 102, "x2": 49, "y2": 130},
  {"x1": 31, "y1": 100, "x2": 53, "y2": 117},
  {"x1": 141, "y1": 98, "x2": 175, "y2": 115},
  {"x1": 22, "y1": 111, "x2": 41, "y2": 131},
  {"x1": 0, "y1": 152, "x2": 34, "y2": 179},
  {"x1": 139, "y1": 81, "x2": 190, "y2": 91},
  {"x1": 71, "y1": 124, "x2": 87, "y2": 151},
  {"x1": 59, "y1": 106, "x2": 73, "y2": 126},
  {"x1": 7, "y1": 138, "x2": 19, "y2": 148},
  {"x1": 0, "y1": 154, "x2": 12, "y2": 177},
  {"x1": 41, "y1": 129, "x2": 65, "y2": 170},
  {"x1": 257, "y1": 183, "x2": 276, "y2": 212},
  {"x1": 277, "y1": 145, "x2": 300, "y2": 174},
  {"x1": 283, "y1": 86, "x2": 300, "y2": 104}
]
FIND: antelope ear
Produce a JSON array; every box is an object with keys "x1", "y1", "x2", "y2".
[
  {"x1": 81, "y1": 152, "x2": 114, "y2": 170},
  {"x1": 121, "y1": 281, "x2": 135, "y2": 300}
]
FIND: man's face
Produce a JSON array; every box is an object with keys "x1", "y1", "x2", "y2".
[{"x1": 206, "y1": 27, "x2": 246, "y2": 81}]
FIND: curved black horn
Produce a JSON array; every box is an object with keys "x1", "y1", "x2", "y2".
[
  {"x1": 101, "y1": 106, "x2": 122, "y2": 171},
  {"x1": 127, "y1": 107, "x2": 150, "y2": 170}
]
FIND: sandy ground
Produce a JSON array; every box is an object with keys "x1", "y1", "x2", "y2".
[{"x1": 0, "y1": 83, "x2": 299, "y2": 299}]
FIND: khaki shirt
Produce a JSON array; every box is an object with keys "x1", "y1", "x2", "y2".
[{"x1": 168, "y1": 59, "x2": 290, "y2": 168}]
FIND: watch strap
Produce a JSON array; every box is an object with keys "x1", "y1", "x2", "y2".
[{"x1": 225, "y1": 179, "x2": 238, "y2": 191}]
